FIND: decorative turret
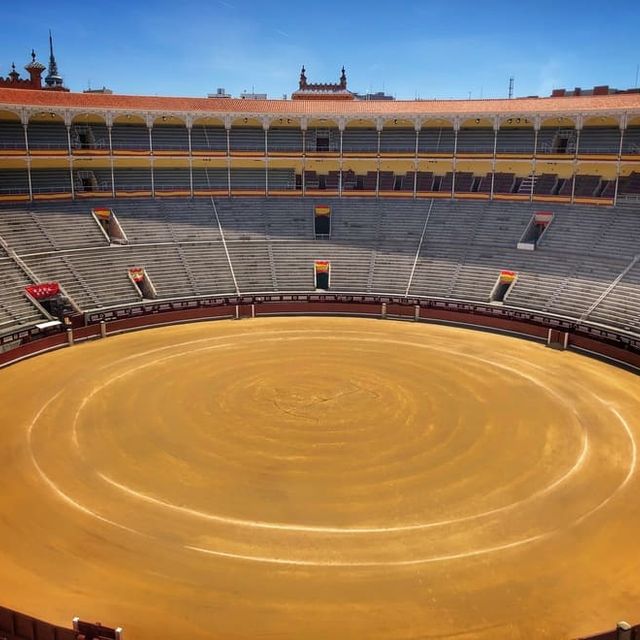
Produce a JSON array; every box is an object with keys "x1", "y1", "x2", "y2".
[
  {"x1": 44, "y1": 30, "x2": 65, "y2": 89},
  {"x1": 292, "y1": 66, "x2": 354, "y2": 101},
  {"x1": 25, "y1": 50, "x2": 46, "y2": 88},
  {"x1": 8, "y1": 63, "x2": 19, "y2": 82}
]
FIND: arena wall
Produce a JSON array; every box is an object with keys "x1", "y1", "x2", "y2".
[{"x1": 1, "y1": 295, "x2": 639, "y2": 372}]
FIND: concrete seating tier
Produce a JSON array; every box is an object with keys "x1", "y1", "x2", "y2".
[{"x1": 0, "y1": 197, "x2": 638, "y2": 338}]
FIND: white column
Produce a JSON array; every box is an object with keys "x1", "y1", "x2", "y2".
[
  {"x1": 531, "y1": 118, "x2": 540, "y2": 202},
  {"x1": 376, "y1": 119, "x2": 383, "y2": 197},
  {"x1": 414, "y1": 121, "x2": 420, "y2": 199},
  {"x1": 263, "y1": 121, "x2": 269, "y2": 196},
  {"x1": 301, "y1": 119, "x2": 307, "y2": 197},
  {"x1": 26, "y1": 157, "x2": 33, "y2": 201},
  {"x1": 338, "y1": 121, "x2": 345, "y2": 197},
  {"x1": 490, "y1": 117, "x2": 499, "y2": 200},
  {"x1": 570, "y1": 119, "x2": 582, "y2": 204},
  {"x1": 106, "y1": 114, "x2": 115, "y2": 198},
  {"x1": 147, "y1": 117, "x2": 155, "y2": 197},
  {"x1": 66, "y1": 124, "x2": 75, "y2": 199},
  {"x1": 613, "y1": 120, "x2": 626, "y2": 205},
  {"x1": 451, "y1": 120, "x2": 460, "y2": 198},
  {"x1": 187, "y1": 118, "x2": 194, "y2": 198},
  {"x1": 225, "y1": 120, "x2": 232, "y2": 196}
]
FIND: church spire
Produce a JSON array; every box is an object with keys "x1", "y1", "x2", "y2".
[{"x1": 44, "y1": 30, "x2": 64, "y2": 88}]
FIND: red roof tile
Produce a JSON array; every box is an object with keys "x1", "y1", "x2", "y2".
[{"x1": 1, "y1": 88, "x2": 639, "y2": 119}]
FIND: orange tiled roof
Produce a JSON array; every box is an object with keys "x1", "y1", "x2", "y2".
[{"x1": 0, "y1": 88, "x2": 639, "y2": 118}]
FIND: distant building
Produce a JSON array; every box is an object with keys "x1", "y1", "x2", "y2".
[
  {"x1": 354, "y1": 91, "x2": 395, "y2": 101},
  {"x1": 551, "y1": 85, "x2": 640, "y2": 97},
  {"x1": 208, "y1": 88, "x2": 231, "y2": 98},
  {"x1": 83, "y1": 87, "x2": 113, "y2": 94},
  {"x1": 240, "y1": 91, "x2": 268, "y2": 100}
]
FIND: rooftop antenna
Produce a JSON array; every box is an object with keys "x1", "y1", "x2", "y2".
[
  {"x1": 635, "y1": 64, "x2": 639, "y2": 88},
  {"x1": 508, "y1": 76, "x2": 515, "y2": 99}
]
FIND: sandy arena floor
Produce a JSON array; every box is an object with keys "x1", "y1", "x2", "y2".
[{"x1": 1, "y1": 317, "x2": 640, "y2": 639}]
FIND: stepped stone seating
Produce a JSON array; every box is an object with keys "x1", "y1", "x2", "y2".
[
  {"x1": 0, "y1": 170, "x2": 29, "y2": 195},
  {"x1": 342, "y1": 129, "x2": 378, "y2": 152},
  {"x1": 622, "y1": 127, "x2": 640, "y2": 154},
  {"x1": 578, "y1": 127, "x2": 621, "y2": 154},
  {"x1": 536, "y1": 128, "x2": 562, "y2": 154},
  {"x1": 114, "y1": 168, "x2": 152, "y2": 191},
  {"x1": 558, "y1": 175, "x2": 601, "y2": 197},
  {"x1": 1, "y1": 196, "x2": 640, "y2": 337},
  {"x1": 111, "y1": 124, "x2": 150, "y2": 151},
  {"x1": 456, "y1": 129, "x2": 495, "y2": 153},
  {"x1": 192, "y1": 168, "x2": 228, "y2": 190},
  {"x1": 191, "y1": 126, "x2": 227, "y2": 152},
  {"x1": 268, "y1": 128, "x2": 303, "y2": 152},
  {"x1": 380, "y1": 129, "x2": 416, "y2": 153},
  {"x1": 496, "y1": 128, "x2": 535, "y2": 154},
  {"x1": 477, "y1": 173, "x2": 515, "y2": 194},
  {"x1": 154, "y1": 169, "x2": 190, "y2": 191},
  {"x1": 0, "y1": 203, "x2": 106, "y2": 253},
  {"x1": 418, "y1": 128, "x2": 455, "y2": 153},
  {"x1": 73, "y1": 123, "x2": 110, "y2": 150},
  {"x1": 0, "y1": 245, "x2": 45, "y2": 332},
  {"x1": 543, "y1": 257, "x2": 627, "y2": 318},
  {"x1": 30, "y1": 169, "x2": 71, "y2": 194},
  {"x1": 533, "y1": 173, "x2": 558, "y2": 195},
  {"x1": 152, "y1": 125, "x2": 189, "y2": 151},
  {"x1": 620, "y1": 172, "x2": 640, "y2": 194},
  {"x1": 229, "y1": 128, "x2": 264, "y2": 152},
  {"x1": 363, "y1": 172, "x2": 377, "y2": 190},
  {"x1": 27, "y1": 121, "x2": 68, "y2": 150},
  {"x1": 589, "y1": 261, "x2": 640, "y2": 331},
  {"x1": 0, "y1": 121, "x2": 26, "y2": 150}
]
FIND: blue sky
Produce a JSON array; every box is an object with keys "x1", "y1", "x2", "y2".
[{"x1": 1, "y1": 0, "x2": 639, "y2": 100}]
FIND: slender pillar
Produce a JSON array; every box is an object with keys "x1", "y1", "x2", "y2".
[
  {"x1": 187, "y1": 121, "x2": 194, "y2": 197},
  {"x1": 451, "y1": 121, "x2": 459, "y2": 198},
  {"x1": 375, "y1": 121, "x2": 383, "y2": 197},
  {"x1": 107, "y1": 121, "x2": 115, "y2": 197},
  {"x1": 22, "y1": 112, "x2": 32, "y2": 200},
  {"x1": 147, "y1": 121, "x2": 155, "y2": 197},
  {"x1": 531, "y1": 121, "x2": 540, "y2": 202},
  {"x1": 225, "y1": 122, "x2": 232, "y2": 196},
  {"x1": 490, "y1": 119, "x2": 499, "y2": 200},
  {"x1": 264, "y1": 123, "x2": 269, "y2": 197},
  {"x1": 570, "y1": 122, "x2": 582, "y2": 204},
  {"x1": 26, "y1": 157, "x2": 33, "y2": 201},
  {"x1": 66, "y1": 125, "x2": 75, "y2": 199},
  {"x1": 339, "y1": 123, "x2": 344, "y2": 197},
  {"x1": 301, "y1": 127, "x2": 306, "y2": 196},
  {"x1": 414, "y1": 123, "x2": 420, "y2": 199},
  {"x1": 613, "y1": 122, "x2": 626, "y2": 205}
]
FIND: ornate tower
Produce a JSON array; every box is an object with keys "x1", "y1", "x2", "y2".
[
  {"x1": 25, "y1": 50, "x2": 46, "y2": 89},
  {"x1": 44, "y1": 30, "x2": 65, "y2": 89}
]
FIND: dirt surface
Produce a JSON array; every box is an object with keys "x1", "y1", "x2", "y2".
[{"x1": 0, "y1": 317, "x2": 639, "y2": 640}]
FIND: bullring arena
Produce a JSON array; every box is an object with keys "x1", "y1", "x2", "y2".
[
  {"x1": 1, "y1": 316, "x2": 639, "y2": 640},
  {"x1": 2, "y1": 33, "x2": 640, "y2": 640}
]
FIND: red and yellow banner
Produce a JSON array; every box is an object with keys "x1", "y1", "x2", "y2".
[
  {"x1": 314, "y1": 205, "x2": 331, "y2": 217},
  {"x1": 314, "y1": 260, "x2": 330, "y2": 273},
  {"x1": 499, "y1": 270, "x2": 517, "y2": 284},
  {"x1": 92, "y1": 207, "x2": 111, "y2": 220},
  {"x1": 128, "y1": 267, "x2": 145, "y2": 283},
  {"x1": 25, "y1": 282, "x2": 60, "y2": 300}
]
